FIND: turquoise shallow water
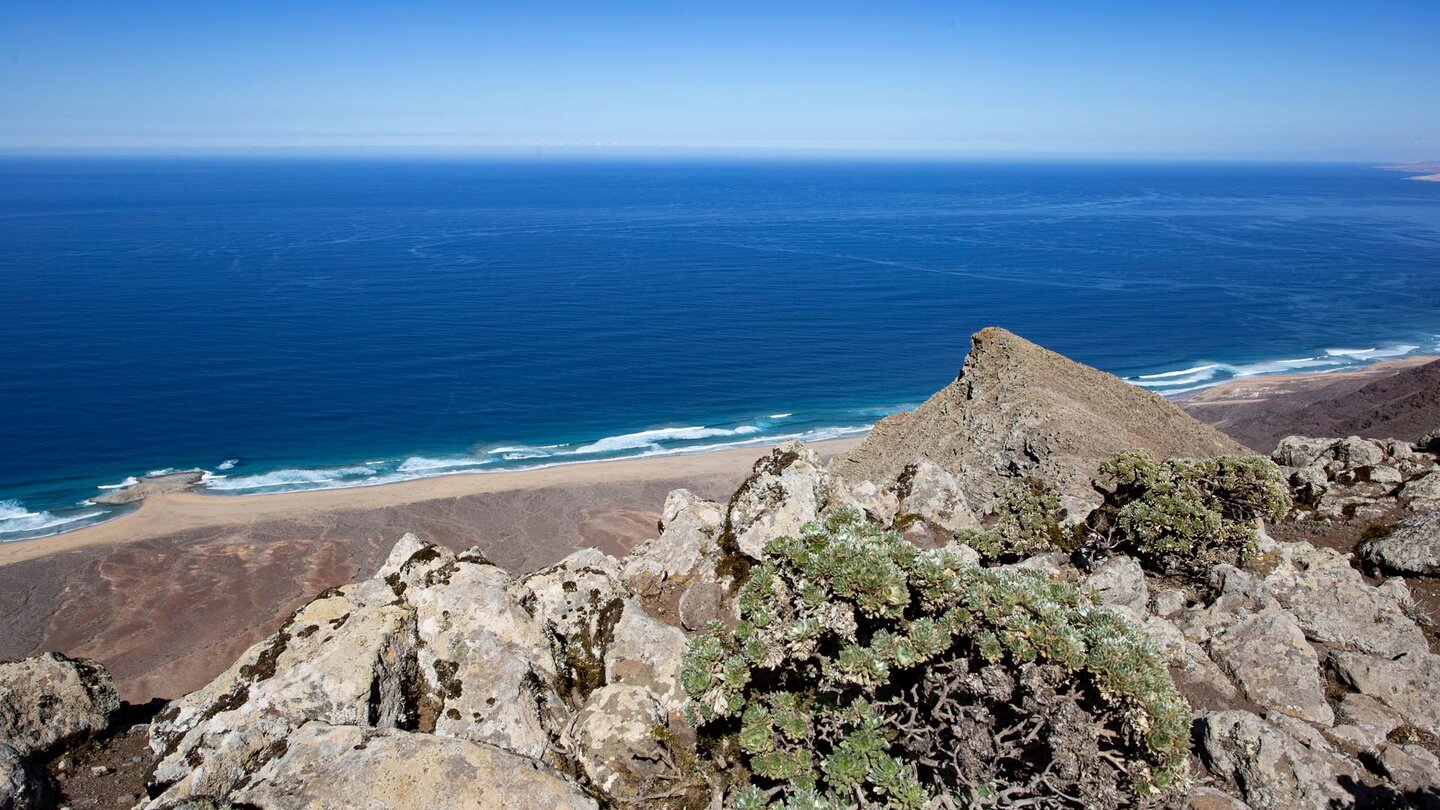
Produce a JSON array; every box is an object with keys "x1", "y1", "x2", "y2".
[{"x1": 1, "y1": 158, "x2": 1438, "y2": 539}]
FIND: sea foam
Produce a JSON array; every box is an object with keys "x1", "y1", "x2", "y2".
[{"x1": 0, "y1": 499, "x2": 106, "y2": 540}]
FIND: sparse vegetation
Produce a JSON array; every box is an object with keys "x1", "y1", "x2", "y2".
[
  {"x1": 681, "y1": 509, "x2": 1190, "y2": 809},
  {"x1": 1084, "y1": 452, "x2": 1291, "y2": 579},
  {"x1": 957, "y1": 479, "x2": 1069, "y2": 563}
]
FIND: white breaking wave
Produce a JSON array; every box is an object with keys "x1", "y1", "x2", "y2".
[
  {"x1": 96, "y1": 476, "x2": 139, "y2": 490},
  {"x1": 768, "y1": 413, "x2": 794, "y2": 419},
  {"x1": 487, "y1": 444, "x2": 563, "y2": 460},
  {"x1": 1131, "y1": 368, "x2": 1221, "y2": 388},
  {"x1": 567, "y1": 425, "x2": 762, "y2": 455},
  {"x1": 396, "y1": 456, "x2": 494, "y2": 473},
  {"x1": 203, "y1": 465, "x2": 379, "y2": 492},
  {"x1": 1125, "y1": 341, "x2": 1431, "y2": 397},
  {"x1": 217, "y1": 459, "x2": 239, "y2": 471},
  {"x1": 1326, "y1": 345, "x2": 1421, "y2": 360},
  {"x1": 0, "y1": 499, "x2": 106, "y2": 539}
]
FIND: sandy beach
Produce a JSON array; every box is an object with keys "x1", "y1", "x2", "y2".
[{"x1": 0, "y1": 438, "x2": 859, "y2": 701}]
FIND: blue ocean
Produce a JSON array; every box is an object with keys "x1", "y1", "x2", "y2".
[{"x1": 2, "y1": 158, "x2": 1438, "y2": 540}]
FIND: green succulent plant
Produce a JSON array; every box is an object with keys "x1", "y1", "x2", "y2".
[
  {"x1": 682, "y1": 508, "x2": 1191, "y2": 809},
  {"x1": 1090, "y1": 452, "x2": 1290, "y2": 578},
  {"x1": 957, "y1": 478, "x2": 1070, "y2": 562}
]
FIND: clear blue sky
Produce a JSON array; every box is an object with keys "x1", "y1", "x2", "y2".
[{"x1": 2, "y1": 0, "x2": 1437, "y2": 159}]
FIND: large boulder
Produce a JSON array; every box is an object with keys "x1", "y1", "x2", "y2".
[
  {"x1": 1207, "y1": 611, "x2": 1332, "y2": 725},
  {"x1": 231, "y1": 723, "x2": 595, "y2": 810},
  {"x1": 406, "y1": 546, "x2": 561, "y2": 759},
  {"x1": 0, "y1": 652, "x2": 118, "y2": 758},
  {"x1": 1260, "y1": 541, "x2": 1426, "y2": 659},
  {"x1": 568, "y1": 684, "x2": 670, "y2": 804},
  {"x1": 147, "y1": 575, "x2": 419, "y2": 804},
  {"x1": 518, "y1": 548, "x2": 628, "y2": 703},
  {"x1": 603, "y1": 601, "x2": 688, "y2": 716},
  {"x1": 1199, "y1": 710, "x2": 1366, "y2": 809},
  {"x1": 725, "y1": 442, "x2": 855, "y2": 559},
  {"x1": 621, "y1": 489, "x2": 726, "y2": 600},
  {"x1": 1330, "y1": 651, "x2": 1440, "y2": 737},
  {"x1": 1081, "y1": 555, "x2": 1149, "y2": 613},
  {"x1": 831, "y1": 327, "x2": 1247, "y2": 515},
  {"x1": 1360, "y1": 510, "x2": 1440, "y2": 575},
  {"x1": 891, "y1": 458, "x2": 980, "y2": 546}
]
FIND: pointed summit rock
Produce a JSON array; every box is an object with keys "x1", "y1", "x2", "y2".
[{"x1": 831, "y1": 327, "x2": 1247, "y2": 515}]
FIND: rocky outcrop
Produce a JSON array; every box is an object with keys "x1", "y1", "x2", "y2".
[
  {"x1": 1361, "y1": 509, "x2": 1440, "y2": 575},
  {"x1": 230, "y1": 723, "x2": 596, "y2": 809},
  {"x1": 0, "y1": 652, "x2": 118, "y2": 759},
  {"x1": 1272, "y1": 434, "x2": 1440, "y2": 519},
  {"x1": 891, "y1": 459, "x2": 980, "y2": 547},
  {"x1": 831, "y1": 327, "x2": 1247, "y2": 515},
  {"x1": 141, "y1": 526, "x2": 696, "y2": 809},
  {"x1": 724, "y1": 441, "x2": 861, "y2": 559},
  {"x1": 1199, "y1": 710, "x2": 1365, "y2": 809}
]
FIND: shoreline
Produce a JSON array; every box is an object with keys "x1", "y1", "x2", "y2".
[
  {"x1": 1177, "y1": 354, "x2": 1438, "y2": 406},
  {"x1": 6, "y1": 345, "x2": 1438, "y2": 549},
  {"x1": 0, "y1": 437, "x2": 862, "y2": 568}
]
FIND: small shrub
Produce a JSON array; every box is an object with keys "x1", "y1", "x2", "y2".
[
  {"x1": 958, "y1": 478, "x2": 1069, "y2": 562},
  {"x1": 681, "y1": 509, "x2": 1190, "y2": 809},
  {"x1": 1087, "y1": 452, "x2": 1290, "y2": 578}
]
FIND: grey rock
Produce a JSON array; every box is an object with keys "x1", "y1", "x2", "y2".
[
  {"x1": 1360, "y1": 510, "x2": 1440, "y2": 575},
  {"x1": 603, "y1": 601, "x2": 688, "y2": 716},
  {"x1": 892, "y1": 458, "x2": 980, "y2": 545},
  {"x1": 1115, "y1": 608, "x2": 1242, "y2": 709},
  {"x1": 1358, "y1": 464, "x2": 1404, "y2": 485},
  {"x1": 1272, "y1": 436, "x2": 1336, "y2": 468},
  {"x1": 1208, "y1": 611, "x2": 1332, "y2": 725},
  {"x1": 1401, "y1": 471, "x2": 1440, "y2": 504},
  {"x1": 568, "y1": 684, "x2": 670, "y2": 803},
  {"x1": 0, "y1": 742, "x2": 48, "y2": 810},
  {"x1": 844, "y1": 479, "x2": 899, "y2": 526},
  {"x1": 677, "y1": 580, "x2": 727, "y2": 631},
  {"x1": 1331, "y1": 436, "x2": 1387, "y2": 469},
  {"x1": 232, "y1": 723, "x2": 596, "y2": 810},
  {"x1": 1330, "y1": 651, "x2": 1440, "y2": 737},
  {"x1": 1331, "y1": 693, "x2": 1406, "y2": 750},
  {"x1": 409, "y1": 551, "x2": 560, "y2": 759},
  {"x1": 1261, "y1": 542, "x2": 1427, "y2": 659},
  {"x1": 147, "y1": 575, "x2": 419, "y2": 804},
  {"x1": 1187, "y1": 785, "x2": 1251, "y2": 809},
  {"x1": 518, "y1": 548, "x2": 627, "y2": 704},
  {"x1": 1419, "y1": 427, "x2": 1440, "y2": 454},
  {"x1": 1288, "y1": 465, "x2": 1329, "y2": 506},
  {"x1": 0, "y1": 652, "x2": 118, "y2": 758},
  {"x1": 1375, "y1": 744, "x2": 1440, "y2": 793},
  {"x1": 1198, "y1": 710, "x2": 1363, "y2": 810},
  {"x1": 727, "y1": 442, "x2": 849, "y2": 559},
  {"x1": 621, "y1": 489, "x2": 725, "y2": 599},
  {"x1": 1082, "y1": 555, "x2": 1149, "y2": 613},
  {"x1": 1151, "y1": 587, "x2": 1188, "y2": 618}
]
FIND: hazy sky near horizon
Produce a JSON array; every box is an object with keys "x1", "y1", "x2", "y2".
[{"x1": 2, "y1": 1, "x2": 1438, "y2": 160}]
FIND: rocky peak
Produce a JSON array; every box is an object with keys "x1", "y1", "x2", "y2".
[{"x1": 831, "y1": 327, "x2": 1247, "y2": 515}]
